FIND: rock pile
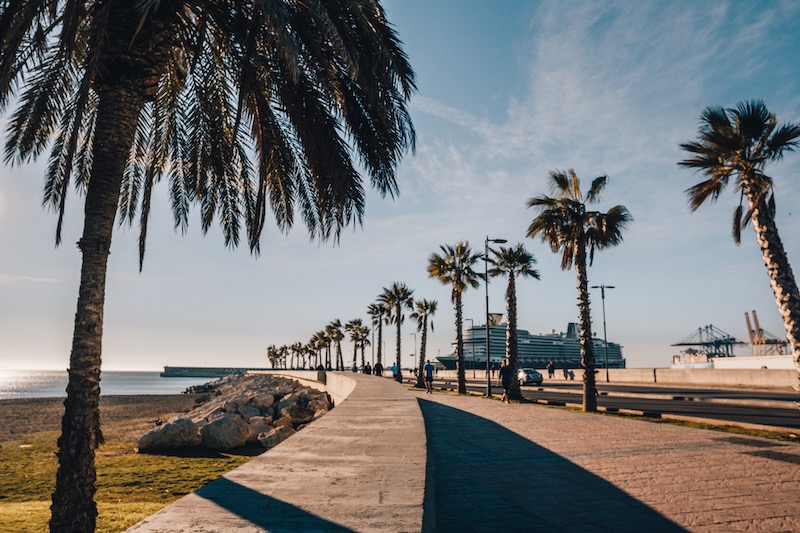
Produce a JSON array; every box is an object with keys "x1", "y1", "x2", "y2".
[{"x1": 137, "y1": 374, "x2": 331, "y2": 453}]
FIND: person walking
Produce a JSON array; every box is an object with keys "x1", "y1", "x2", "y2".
[
  {"x1": 423, "y1": 360, "x2": 435, "y2": 394},
  {"x1": 391, "y1": 363, "x2": 399, "y2": 381},
  {"x1": 374, "y1": 361, "x2": 383, "y2": 376},
  {"x1": 547, "y1": 361, "x2": 555, "y2": 379},
  {"x1": 499, "y1": 359, "x2": 513, "y2": 403}
]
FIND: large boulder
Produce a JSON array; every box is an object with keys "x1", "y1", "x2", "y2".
[
  {"x1": 279, "y1": 404, "x2": 316, "y2": 428},
  {"x1": 258, "y1": 425, "x2": 296, "y2": 449},
  {"x1": 246, "y1": 416, "x2": 274, "y2": 444},
  {"x1": 251, "y1": 393, "x2": 275, "y2": 410},
  {"x1": 201, "y1": 413, "x2": 250, "y2": 450},
  {"x1": 237, "y1": 404, "x2": 261, "y2": 419},
  {"x1": 137, "y1": 417, "x2": 201, "y2": 451}
]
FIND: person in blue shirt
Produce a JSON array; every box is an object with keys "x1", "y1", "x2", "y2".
[{"x1": 423, "y1": 360, "x2": 435, "y2": 394}]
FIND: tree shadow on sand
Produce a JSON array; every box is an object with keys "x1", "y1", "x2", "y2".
[{"x1": 418, "y1": 399, "x2": 687, "y2": 533}]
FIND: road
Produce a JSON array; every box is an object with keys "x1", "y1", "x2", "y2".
[{"x1": 429, "y1": 378, "x2": 800, "y2": 430}]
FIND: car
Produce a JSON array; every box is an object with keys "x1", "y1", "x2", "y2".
[{"x1": 518, "y1": 368, "x2": 543, "y2": 386}]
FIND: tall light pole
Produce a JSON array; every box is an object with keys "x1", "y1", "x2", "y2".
[
  {"x1": 591, "y1": 284, "x2": 615, "y2": 382},
  {"x1": 465, "y1": 318, "x2": 475, "y2": 378},
  {"x1": 485, "y1": 236, "x2": 507, "y2": 397},
  {"x1": 410, "y1": 332, "x2": 417, "y2": 372}
]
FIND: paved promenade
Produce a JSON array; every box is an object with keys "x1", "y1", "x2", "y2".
[{"x1": 415, "y1": 390, "x2": 800, "y2": 532}]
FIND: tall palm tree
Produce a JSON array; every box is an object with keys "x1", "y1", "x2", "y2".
[
  {"x1": 410, "y1": 299, "x2": 437, "y2": 388},
  {"x1": 527, "y1": 170, "x2": 631, "y2": 412},
  {"x1": 1, "y1": 2, "x2": 415, "y2": 530},
  {"x1": 488, "y1": 244, "x2": 540, "y2": 399},
  {"x1": 367, "y1": 302, "x2": 388, "y2": 367},
  {"x1": 679, "y1": 100, "x2": 800, "y2": 381},
  {"x1": 290, "y1": 342, "x2": 304, "y2": 370},
  {"x1": 267, "y1": 345, "x2": 279, "y2": 368},
  {"x1": 379, "y1": 282, "x2": 414, "y2": 375},
  {"x1": 326, "y1": 320, "x2": 345, "y2": 371},
  {"x1": 428, "y1": 242, "x2": 482, "y2": 395},
  {"x1": 345, "y1": 318, "x2": 364, "y2": 369},
  {"x1": 358, "y1": 324, "x2": 371, "y2": 368}
]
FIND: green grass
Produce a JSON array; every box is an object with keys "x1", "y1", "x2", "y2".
[{"x1": 0, "y1": 431, "x2": 254, "y2": 532}]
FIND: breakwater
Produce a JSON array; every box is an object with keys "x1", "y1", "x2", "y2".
[{"x1": 160, "y1": 366, "x2": 271, "y2": 378}]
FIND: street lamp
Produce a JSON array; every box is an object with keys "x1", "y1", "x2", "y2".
[
  {"x1": 485, "y1": 236, "x2": 507, "y2": 397},
  {"x1": 590, "y1": 284, "x2": 615, "y2": 382},
  {"x1": 409, "y1": 332, "x2": 417, "y2": 373},
  {"x1": 465, "y1": 318, "x2": 475, "y2": 378}
]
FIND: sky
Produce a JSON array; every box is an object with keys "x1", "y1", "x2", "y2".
[{"x1": 2, "y1": 0, "x2": 800, "y2": 371}]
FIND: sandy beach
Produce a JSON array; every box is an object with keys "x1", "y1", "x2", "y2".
[{"x1": 0, "y1": 394, "x2": 200, "y2": 443}]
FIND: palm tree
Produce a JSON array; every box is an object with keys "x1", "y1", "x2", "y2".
[
  {"x1": 410, "y1": 299, "x2": 437, "y2": 388},
  {"x1": 290, "y1": 342, "x2": 304, "y2": 370},
  {"x1": 527, "y1": 170, "x2": 631, "y2": 412},
  {"x1": 345, "y1": 319, "x2": 364, "y2": 369},
  {"x1": 267, "y1": 345, "x2": 279, "y2": 368},
  {"x1": 379, "y1": 282, "x2": 415, "y2": 376},
  {"x1": 358, "y1": 324, "x2": 371, "y2": 368},
  {"x1": 367, "y1": 302, "x2": 388, "y2": 368},
  {"x1": 428, "y1": 242, "x2": 483, "y2": 394},
  {"x1": 1, "y1": 2, "x2": 415, "y2": 529},
  {"x1": 326, "y1": 320, "x2": 345, "y2": 371},
  {"x1": 679, "y1": 100, "x2": 800, "y2": 380},
  {"x1": 488, "y1": 244, "x2": 540, "y2": 399}
]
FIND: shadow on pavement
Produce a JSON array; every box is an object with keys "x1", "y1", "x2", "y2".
[
  {"x1": 418, "y1": 399, "x2": 687, "y2": 533},
  {"x1": 195, "y1": 476, "x2": 355, "y2": 532}
]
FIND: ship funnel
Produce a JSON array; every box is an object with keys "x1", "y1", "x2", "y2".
[{"x1": 566, "y1": 322, "x2": 579, "y2": 339}]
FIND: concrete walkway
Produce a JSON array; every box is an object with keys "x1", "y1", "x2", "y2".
[
  {"x1": 415, "y1": 390, "x2": 800, "y2": 532},
  {"x1": 126, "y1": 373, "x2": 427, "y2": 532}
]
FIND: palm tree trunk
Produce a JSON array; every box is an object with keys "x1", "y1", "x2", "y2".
[
  {"x1": 395, "y1": 305, "x2": 402, "y2": 375},
  {"x1": 749, "y1": 196, "x2": 800, "y2": 386},
  {"x1": 575, "y1": 237, "x2": 597, "y2": 412},
  {"x1": 376, "y1": 322, "x2": 383, "y2": 367},
  {"x1": 416, "y1": 321, "x2": 426, "y2": 388},
  {"x1": 455, "y1": 292, "x2": 466, "y2": 394},
  {"x1": 506, "y1": 274, "x2": 522, "y2": 400},
  {"x1": 50, "y1": 86, "x2": 146, "y2": 532}
]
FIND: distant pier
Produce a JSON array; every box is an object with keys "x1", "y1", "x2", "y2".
[{"x1": 160, "y1": 366, "x2": 270, "y2": 378}]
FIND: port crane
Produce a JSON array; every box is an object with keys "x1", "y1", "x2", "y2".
[
  {"x1": 744, "y1": 310, "x2": 788, "y2": 356},
  {"x1": 671, "y1": 324, "x2": 746, "y2": 357}
]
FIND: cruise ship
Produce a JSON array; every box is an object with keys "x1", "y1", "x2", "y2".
[{"x1": 437, "y1": 322, "x2": 624, "y2": 370}]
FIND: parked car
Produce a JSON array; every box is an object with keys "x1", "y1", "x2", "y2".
[{"x1": 518, "y1": 368, "x2": 543, "y2": 386}]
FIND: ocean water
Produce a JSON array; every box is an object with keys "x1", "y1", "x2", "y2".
[{"x1": 0, "y1": 370, "x2": 211, "y2": 400}]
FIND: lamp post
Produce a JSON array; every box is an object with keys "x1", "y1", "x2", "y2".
[
  {"x1": 590, "y1": 284, "x2": 615, "y2": 382},
  {"x1": 410, "y1": 332, "x2": 417, "y2": 373},
  {"x1": 465, "y1": 318, "x2": 475, "y2": 378},
  {"x1": 485, "y1": 236, "x2": 507, "y2": 397}
]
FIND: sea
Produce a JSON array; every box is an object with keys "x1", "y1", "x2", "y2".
[{"x1": 0, "y1": 370, "x2": 211, "y2": 400}]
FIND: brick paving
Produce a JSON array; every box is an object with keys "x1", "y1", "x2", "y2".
[{"x1": 414, "y1": 390, "x2": 800, "y2": 533}]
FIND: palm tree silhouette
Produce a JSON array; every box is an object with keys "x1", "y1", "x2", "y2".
[
  {"x1": 428, "y1": 242, "x2": 483, "y2": 395},
  {"x1": 527, "y1": 170, "x2": 631, "y2": 411},
  {"x1": 487, "y1": 244, "x2": 540, "y2": 399},
  {"x1": 679, "y1": 100, "x2": 800, "y2": 380},
  {"x1": 1, "y1": 2, "x2": 415, "y2": 528},
  {"x1": 379, "y1": 282, "x2": 415, "y2": 377},
  {"x1": 367, "y1": 302, "x2": 388, "y2": 369},
  {"x1": 411, "y1": 299, "x2": 438, "y2": 388}
]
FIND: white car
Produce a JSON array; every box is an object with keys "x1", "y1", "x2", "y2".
[{"x1": 518, "y1": 368, "x2": 543, "y2": 386}]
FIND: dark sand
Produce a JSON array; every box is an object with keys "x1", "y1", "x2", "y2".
[{"x1": 0, "y1": 394, "x2": 200, "y2": 443}]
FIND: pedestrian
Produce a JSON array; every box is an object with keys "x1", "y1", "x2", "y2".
[
  {"x1": 391, "y1": 363, "x2": 399, "y2": 381},
  {"x1": 547, "y1": 361, "x2": 555, "y2": 379},
  {"x1": 490, "y1": 363, "x2": 496, "y2": 378},
  {"x1": 499, "y1": 359, "x2": 513, "y2": 403},
  {"x1": 424, "y1": 359, "x2": 435, "y2": 394},
  {"x1": 374, "y1": 361, "x2": 383, "y2": 376},
  {"x1": 363, "y1": 362, "x2": 372, "y2": 374},
  {"x1": 562, "y1": 367, "x2": 569, "y2": 380}
]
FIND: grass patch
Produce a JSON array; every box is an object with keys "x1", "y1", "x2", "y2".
[{"x1": 0, "y1": 431, "x2": 254, "y2": 532}]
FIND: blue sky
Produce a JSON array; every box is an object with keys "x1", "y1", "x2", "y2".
[{"x1": 2, "y1": 0, "x2": 800, "y2": 371}]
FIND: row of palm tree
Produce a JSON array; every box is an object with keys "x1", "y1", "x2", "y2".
[
  {"x1": 271, "y1": 319, "x2": 372, "y2": 371},
  {"x1": 428, "y1": 172, "x2": 631, "y2": 410}
]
